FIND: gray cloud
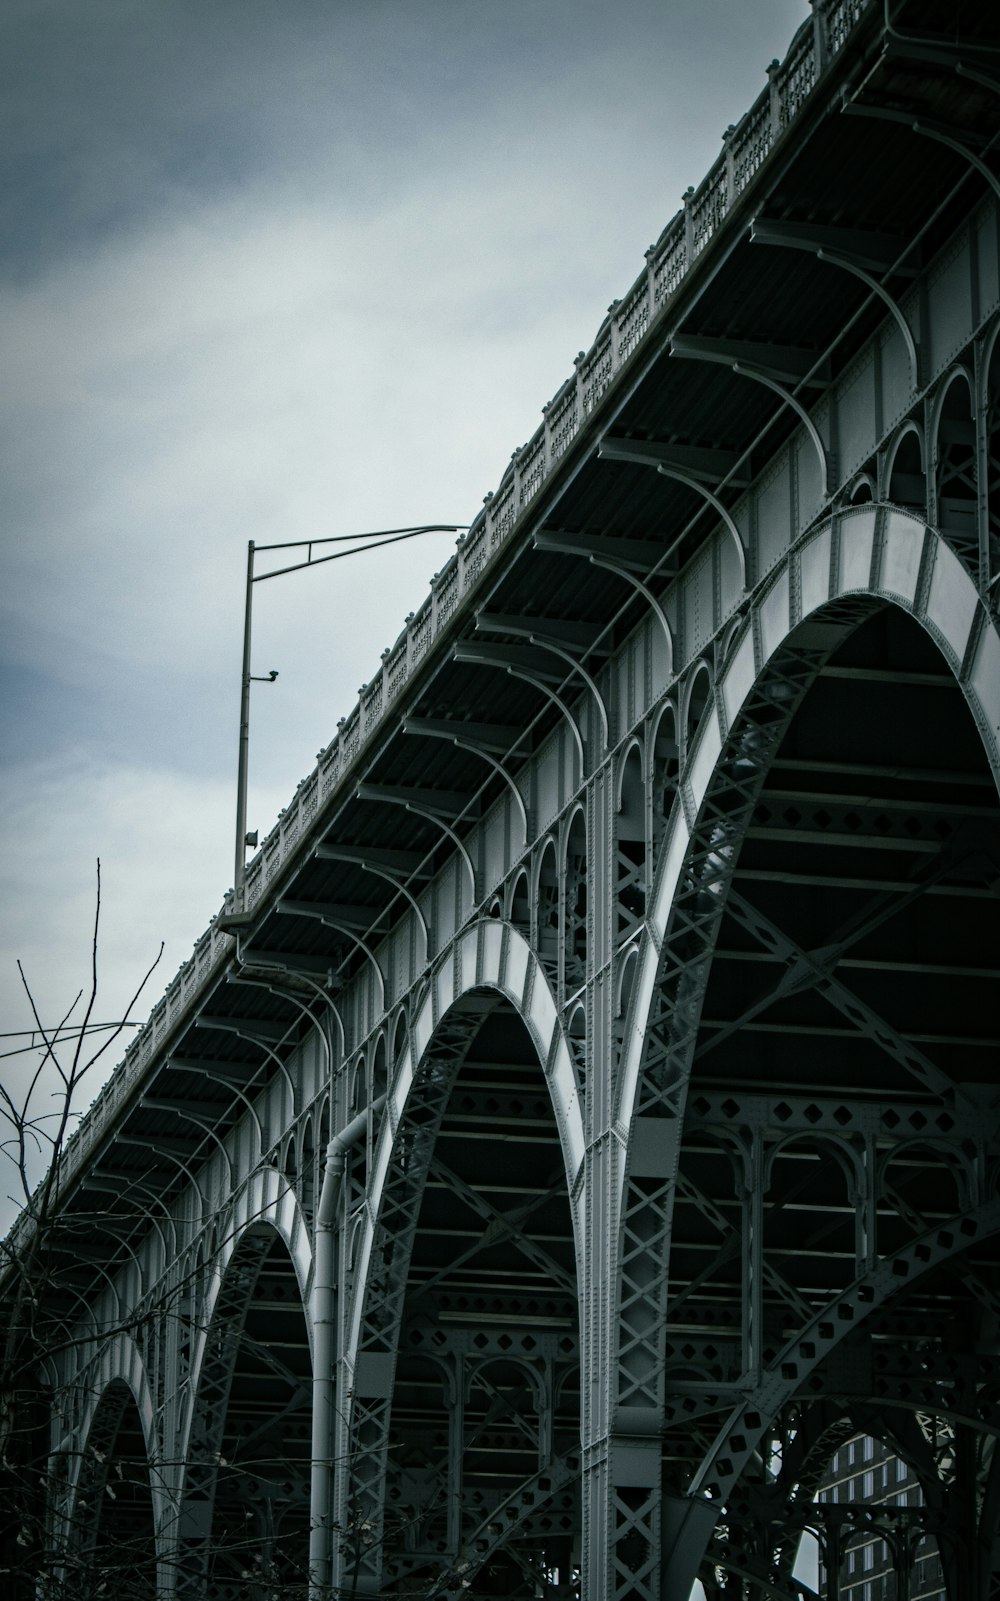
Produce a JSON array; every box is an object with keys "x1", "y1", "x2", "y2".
[{"x1": 1, "y1": 0, "x2": 810, "y2": 1205}]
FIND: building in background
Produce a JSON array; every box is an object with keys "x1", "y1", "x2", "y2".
[{"x1": 816, "y1": 1433, "x2": 947, "y2": 1600}]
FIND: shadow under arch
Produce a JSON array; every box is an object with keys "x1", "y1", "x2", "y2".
[
  {"x1": 343, "y1": 981, "x2": 582, "y2": 1598},
  {"x1": 176, "y1": 1221, "x2": 313, "y2": 1601},
  {"x1": 72, "y1": 1376, "x2": 158, "y2": 1600},
  {"x1": 611, "y1": 505, "x2": 1000, "y2": 1600}
]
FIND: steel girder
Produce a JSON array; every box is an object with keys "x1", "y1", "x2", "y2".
[{"x1": 14, "y1": 5, "x2": 1000, "y2": 1601}]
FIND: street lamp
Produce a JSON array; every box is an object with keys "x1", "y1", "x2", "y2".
[{"x1": 233, "y1": 525, "x2": 467, "y2": 913}]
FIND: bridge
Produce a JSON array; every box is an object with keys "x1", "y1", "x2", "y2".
[{"x1": 5, "y1": 2, "x2": 1000, "y2": 1596}]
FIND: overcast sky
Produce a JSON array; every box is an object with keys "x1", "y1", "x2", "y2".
[{"x1": 0, "y1": 0, "x2": 812, "y2": 1211}]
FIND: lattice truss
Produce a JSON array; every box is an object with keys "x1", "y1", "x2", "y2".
[
  {"x1": 17, "y1": 6, "x2": 1000, "y2": 1601},
  {"x1": 613, "y1": 607, "x2": 1000, "y2": 1601},
  {"x1": 177, "y1": 1231, "x2": 312, "y2": 1599},
  {"x1": 345, "y1": 999, "x2": 581, "y2": 1597}
]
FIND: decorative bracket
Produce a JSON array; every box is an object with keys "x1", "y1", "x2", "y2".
[
  {"x1": 355, "y1": 781, "x2": 477, "y2": 906},
  {"x1": 401, "y1": 716, "x2": 529, "y2": 842},
  {"x1": 474, "y1": 612, "x2": 609, "y2": 748},
  {"x1": 670, "y1": 333, "x2": 831, "y2": 493},
  {"x1": 534, "y1": 526, "x2": 675, "y2": 673},
  {"x1": 597, "y1": 435, "x2": 748, "y2": 587},
  {"x1": 751, "y1": 215, "x2": 919, "y2": 392},
  {"x1": 274, "y1": 898, "x2": 388, "y2": 1012},
  {"x1": 842, "y1": 98, "x2": 1000, "y2": 205},
  {"x1": 454, "y1": 639, "x2": 587, "y2": 774},
  {"x1": 314, "y1": 841, "x2": 432, "y2": 953}
]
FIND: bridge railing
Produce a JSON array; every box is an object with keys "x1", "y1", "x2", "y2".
[{"x1": 12, "y1": 0, "x2": 871, "y2": 1245}]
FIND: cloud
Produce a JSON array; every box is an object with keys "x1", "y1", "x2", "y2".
[
  {"x1": 0, "y1": 752, "x2": 237, "y2": 1031},
  {"x1": 1, "y1": 0, "x2": 812, "y2": 1218}
]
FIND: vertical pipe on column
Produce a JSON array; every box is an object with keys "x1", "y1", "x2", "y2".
[{"x1": 309, "y1": 1097, "x2": 385, "y2": 1598}]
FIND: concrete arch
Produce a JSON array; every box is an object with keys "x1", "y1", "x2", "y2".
[{"x1": 617, "y1": 503, "x2": 1000, "y2": 1147}]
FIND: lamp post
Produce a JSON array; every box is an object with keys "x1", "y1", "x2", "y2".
[{"x1": 232, "y1": 525, "x2": 467, "y2": 913}]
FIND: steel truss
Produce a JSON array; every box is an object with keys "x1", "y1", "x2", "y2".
[
  {"x1": 12, "y1": 6, "x2": 1000, "y2": 1601},
  {"x1": 613, "y1": 604, "x2": 1000, "y2": 1600}
]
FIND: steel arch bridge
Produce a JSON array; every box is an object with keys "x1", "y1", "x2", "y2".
[{"x1": 8, "y1": 4, "x2": 1000, "y2": 1598}]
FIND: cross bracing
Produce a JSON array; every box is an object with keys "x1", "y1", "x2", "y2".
[{"x1": 4, "y1": 2, "x2": 1000, "y2": 1598}]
